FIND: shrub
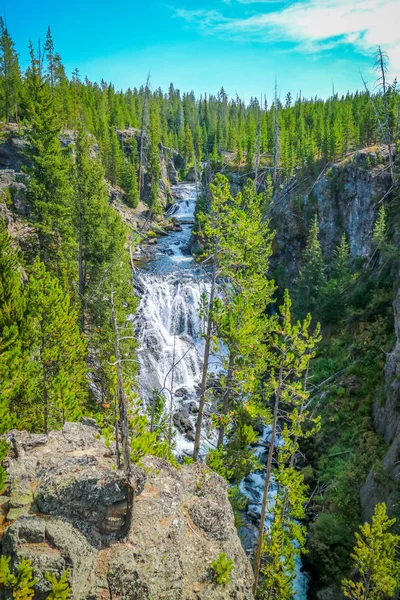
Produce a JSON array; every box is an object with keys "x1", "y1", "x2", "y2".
[{"x1": 211, "y1": 552, "x2": 234, "y2": 585}]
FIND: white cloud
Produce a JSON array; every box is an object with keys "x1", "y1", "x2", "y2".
[{"x1": 174, "y1": 0, "x2": 400, "y2": 75}]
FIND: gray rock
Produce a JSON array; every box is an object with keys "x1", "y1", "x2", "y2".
[
  {"x1": 173, "y1": 409, "x2": 195, "y2": 436},
  {"x1": 361, "y1": 286, "x2": 400, "y2": 521},
  {"x1": 270, "y1": 146, "x2": 394, "y2": 285},
  {"x1": 168, "y1": 159, "x2": 179, "y2": 185},
  {"x1": 0, "y1": 426, "x2": 253, "y2": 599}
]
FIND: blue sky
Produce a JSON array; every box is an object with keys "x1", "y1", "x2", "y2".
[{"x1": 7, "y1": 0, "x2": 400, "y2": 103}]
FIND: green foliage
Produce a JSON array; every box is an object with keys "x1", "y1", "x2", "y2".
[
  {"x1": 373, "y1": 205, "x2": 387, "y2": 251},
  {"x1": 24, "y1": 43, "x2": 74, "y2": 279},
  {"x1": 227, "y1": 485, "x2": 248, "y2": 529},
  {"x1": 146, "y1": 389, "x2": 169, "y2": 439},
  {"x1": 261, "y1": 507, "x2": 297, "y2": 600},
  {"x1": 0, "y1": 556, "x2": 71, "y2": 600},
  {"x1": 294, "y1": 215, "x2": 326, "y2": 321},
  {"x1": 74, "y1": 127, "x2": 126, "y2": 330},
  {"x1": 0, "y1": 556, "x2": 36, "y2": 600},
  {"x1": 23, "y1": 259, "x2": 87, "y2": 432},
  {"x1": 322, "y1": 233, "x2": 353, "y2": 323},
  {"x1": 210, "y1": 552, "x2": 234, "y2": 585},
  {"x1": 0, "y1": 18, "x2": 21, "y2": 122},
  {"x1": 342, "y1": 503, "x2": 400, "y2": 600},
  {"x1": 45, "y1": 570, "x2": 71, "y2": 599},
  {"x1": 206, "y1": 408, "x2": 260, "y2": 483},
  {"x1": 0, "y1": 225, "x2": 23, "y2": 432},
  {"x1": 130, "y1": 401, "x2": 178, "y2": 468},
  {"x1": 121, "y1": 160, "x2": 139, "y2": 208},
  {"x1": 309, "y1": 514, "x2": 353, "y2": 584}
]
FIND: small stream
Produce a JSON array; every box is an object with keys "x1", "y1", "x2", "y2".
[{"x1": 134, "y1": 182, "x2": 308, "y2": 599}]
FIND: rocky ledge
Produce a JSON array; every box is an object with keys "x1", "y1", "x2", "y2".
[{"x1": 0, "y1": 420, "x2": 254, "y2": 599}]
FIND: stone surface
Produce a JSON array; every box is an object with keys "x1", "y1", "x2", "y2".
[
  {"x1": 360, "y1": 286, "x2": 400, "y2": 521},
  {"x1": 0, "y1": 422, "x2": 253, "y2": 599},
  {"x1": 269, "y1": 146, "x2": 394, "y2": 285}
]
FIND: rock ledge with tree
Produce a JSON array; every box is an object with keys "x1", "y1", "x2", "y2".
[{"x1": 0, "y1": 420, "x2": 253, "y2": 600}]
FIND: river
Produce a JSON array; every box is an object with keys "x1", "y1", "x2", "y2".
[{"x1": 134, "y1": 182, "x2": 308, "y2": 599}]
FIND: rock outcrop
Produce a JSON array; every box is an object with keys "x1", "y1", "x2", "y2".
[
  {"x1": 270, "y1": 146, "x2": 393, "y2": 284},
  {"x1": 116, "y1": 127, "x2": 182, "y2": 209},
  {"x1": 0, "y1": 421, "x2": 254, "y2": 599},
  {"x1": 360, "y1": 285, "x2": 400, "y2": 522}
]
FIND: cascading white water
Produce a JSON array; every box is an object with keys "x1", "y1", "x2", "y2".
[{"x1": 134, "y1": 182, "x2": 308, "y2": 598}]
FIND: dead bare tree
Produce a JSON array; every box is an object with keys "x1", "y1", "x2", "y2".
[
  {"x1": 110, "y1": 284, "x2": 135, "y2": 530},
  {"x1": 375, "y1": 48, "x2": 395, "y2": 184},
  {"x1": 138, "y1": 72, "x2": 151, "y2": 203},
  {"x1": 255, "y1": 95, "x2": 262, "y2": 189},
  {"x1": 273, "y1": 80, "x2": 280, "y2": 186}
]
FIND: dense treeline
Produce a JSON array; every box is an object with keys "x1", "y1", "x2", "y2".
[{"x1": 1, "y1": 21, "x2": 399, "y2": 193}]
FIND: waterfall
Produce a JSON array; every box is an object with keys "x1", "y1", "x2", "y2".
[{"x1": 134, "y1": 182, "x2": 308, "y2": 598}]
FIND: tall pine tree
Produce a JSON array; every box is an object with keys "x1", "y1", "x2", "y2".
[
  {"x1": 0, "y1": 18, "x2": 21, "y2": 122},
  {"x1": 24, "y1": 259, "x2": 87, "y2": 432}
]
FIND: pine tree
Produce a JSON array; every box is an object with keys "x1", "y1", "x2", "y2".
[
  {"x1": 322, "y1": 233, "x2": 351, "y2": 323},
  {"x1": 211, "y1": 179, "x2": 275, "y2": 446},
  {"x1": 0, "y1": 227, "x2": 27, "y2": 488},
  {"x1": 121, "y1": 160, "x2": 139, "y2": 208},
  {"x1": 294, "y1": 215, "x2": 326, "y2": 320},
  {"x1": 253, "y1": 290, "x2": 320, "y2": 593},
  {"x1": 44, "y1": 26, "x2": 56, "y2": 96},
  {"x1": 24, "y1": 45, "x2": 74, "y2": 277},
  {"x1": 74, "y1": 128, "x2": 126, "y2": 330},
  {"x1": 0, "y1": 18, "x2": 21, "y2": 122},
  {"x1": 183, "y1": 123, "x2": 194, "y2": 165},
  {"x1": 24, "y1": 259, "x2": 87, "y2": 432},
  {"x1": 0, "y1": 225, "x2": 25, "y2": 419},
  {"x1": 45, "y1": 571, "x2": 71, "y2": 600},
  {"x1": 0, "y1": 556, "x2": 71, "y2": 600},
  {"x1": 148, "y1": 101, "x2": 162, "y2": 214},
  {"x1": 260, "y1": 507, "x2": 295, "y2": 600},
  {"x1": 373, "y1": 205, "x2": 387, "y2": 252},
  {"x1": 0, "y1": 557, "x2": 37, "y2": 600},
  {"x1": 107, "y1": 128, "x2": 124, "y2": 187},
  {"x1": 342, "y1": 503, "x2": 400, "y2": 600}
]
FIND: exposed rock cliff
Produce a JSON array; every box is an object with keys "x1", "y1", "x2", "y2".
[
  {"x1": 0, "y1": 421, "x2": 254, "y2": 599},
  {"x1": 269, "y1": 147, "x2": 393, "y2": 283},
  {"x1": 0, "y1": 125, "x2": 181, "y2": 226},
  {"x1": 360, "y1": 285, "x2": 400, "y2": 522},
  {"x1": 116, "y1": 127, "x2": 181, "y2": 209}
]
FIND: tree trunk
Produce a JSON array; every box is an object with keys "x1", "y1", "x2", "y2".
[
  {"x1": 253, "y1": 372, "x2": 282, "y2": 595},
  {"x1": 273, "y1": 80, "x2": 280, "y2": 186},
  {"x1": 110, "y1": 286, "x2": 134, "y2": 531},
  {"x1": 193, "y1": 239, "x2": 219, "y2": 461},
  {"x1": 378, "y1": 47, "x2": 395, "y2": 184},
  {"x1": 78, "y1": 214, "x2": 85, "y2": 331},
  {"x1": 43, "y1": 369, "x2": 49, "y2": 434},
  {"x1": 217, "y1": 350, "x2": 235, "y2": 447},
  {"x1": 40, "y1": 327, "x2": 49, "y2": 434}
]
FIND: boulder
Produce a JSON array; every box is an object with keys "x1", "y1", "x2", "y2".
[
  {"x1": 0, "y1": 424, "x2": 254, "y2": 599},
  {"x1": 168, "y1": 159, "x2": 179, "y2": 185},
  {"x1": 173, "y1": 410, "x2": 195, "y2": 438}
]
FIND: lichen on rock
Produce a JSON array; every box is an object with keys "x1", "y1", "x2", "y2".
[{"x1": 0, "y1": 421, "x2": 254, "y2": 599}]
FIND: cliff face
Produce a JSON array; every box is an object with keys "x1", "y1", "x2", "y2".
[
  {"x1": 116, "y1": 127, "x2": 180, "y2": 209},
  {"x1": 269, "y1": 147, "x2": 393, "y2": 283},
  {"x1": 0, "y1": 421, "x2": 254, "y2": 600},
  {"x1": 0, "y1": 125, "x2": 180, "y2": 227},
  {"x1": 360, "y1": 286, "x2": 400, "y2": 521}
]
